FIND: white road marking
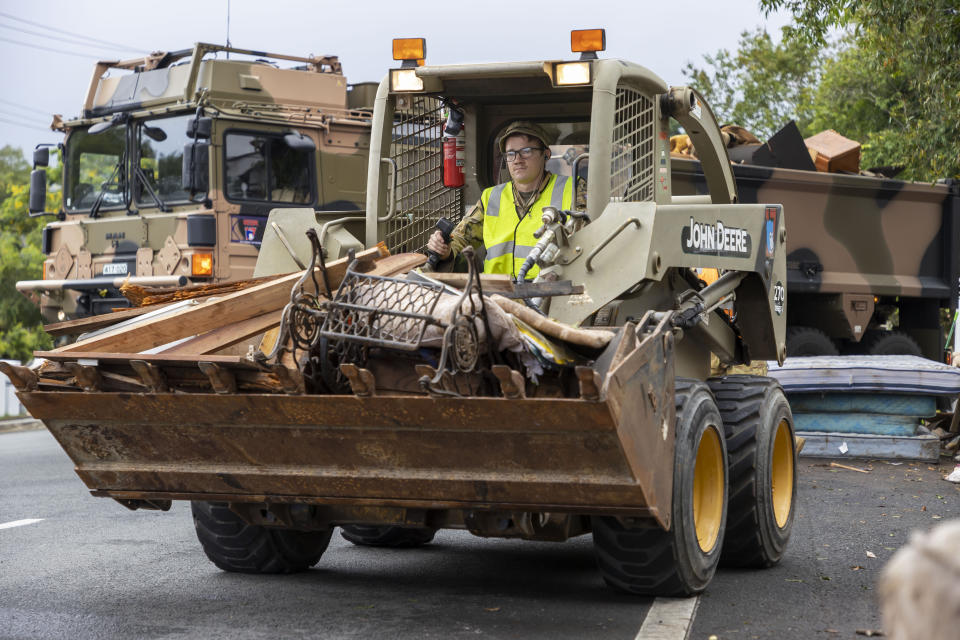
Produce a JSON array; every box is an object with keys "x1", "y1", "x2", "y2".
[
  {"x1": 0, "y1": 518, "x2": 44, "y2": 530},
  {"x1": 635, "y1": 596, "x2": 700, "y2": 640}
]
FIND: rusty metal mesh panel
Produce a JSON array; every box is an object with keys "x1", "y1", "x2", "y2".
[
  {"x1": 387, "y1": 96, "x2": 464, "y2": 253},
  {"x1": 610, "y1": 87, "x2": 655, "y2": 203},
  {"x1": 320, "y1": 269, "x2": 445, "y2": 351}
]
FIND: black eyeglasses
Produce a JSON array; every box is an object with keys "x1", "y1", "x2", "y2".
[{"x1": 504, "y1": 146, "x2": 545, "y2": 162}]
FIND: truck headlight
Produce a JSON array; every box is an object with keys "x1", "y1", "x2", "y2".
[{"x1": 191, "y1": 253, "x2": 213, "y2": 276}]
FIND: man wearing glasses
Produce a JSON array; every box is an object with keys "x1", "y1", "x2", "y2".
[{"x1": 426, "y1": 121, "x2": 573, "y2": 279}]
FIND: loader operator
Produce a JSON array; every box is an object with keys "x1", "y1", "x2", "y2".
[{"x1": 426, "y1": 121, "x2": 574, "y2": 279}]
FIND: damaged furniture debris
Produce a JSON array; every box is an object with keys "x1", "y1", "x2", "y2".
[{"x1": 768, "y1": 355, "x2": 960, "y2": 461}]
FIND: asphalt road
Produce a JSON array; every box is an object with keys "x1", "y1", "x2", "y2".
[{"x1": 2, "y1": 428, "x2": 958, "y2": 640}]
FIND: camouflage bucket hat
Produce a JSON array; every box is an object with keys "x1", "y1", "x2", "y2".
[{"x1": 497, "y1": 121, "x2": 552, "y2": 152}]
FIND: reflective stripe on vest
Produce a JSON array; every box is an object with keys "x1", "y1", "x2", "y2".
[{"x1": 480, "y1": 174, "x2": 573, "y2": 277}]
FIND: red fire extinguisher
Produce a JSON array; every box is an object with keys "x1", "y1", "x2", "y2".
[{"x1": 442, "y1": 107, "x2": 465, "y2": 188}]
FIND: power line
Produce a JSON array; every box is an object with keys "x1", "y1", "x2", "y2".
[
  {"x1": 0, "y1": 10, "x2": 138, "y2": 51},
  {"x1": 0, "y1": 97, "x2": 54, "y2": 116},
  {"x1": 0, "y1": 107, "x2": 48, "y2": 125},
  {"x1": 0, "y1": 35, "x2": 110, "y2": 60},
  {"x1": 0, "y1": 21, "x2": 134, "y2": 54},
  {"x1": 0, "y1": 116, "x2": 52, "y2": 133}
]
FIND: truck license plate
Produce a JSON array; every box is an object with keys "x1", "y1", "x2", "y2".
[{"x1": 102, "y1": 263, "x2": 128, "y2": 276}]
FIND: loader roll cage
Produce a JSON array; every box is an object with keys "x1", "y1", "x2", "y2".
[{"x1": 363, "y1": 58, "x2": 739, "y2": 252}]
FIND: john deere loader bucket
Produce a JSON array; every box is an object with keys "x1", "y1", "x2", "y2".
[{"x1": 16, "y1": 313, "x2": 678, "y2": 528}]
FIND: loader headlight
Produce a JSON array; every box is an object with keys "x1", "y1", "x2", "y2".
[
  {"x1": 553, "y1": 61, "x2": 592, "y2": 86},
  {"x1": 390, "y1": 69, "x2": 424, "y2": 92}
]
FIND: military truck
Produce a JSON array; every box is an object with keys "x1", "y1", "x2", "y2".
[
  {"x1": 11, "y1": 31, "x2": 797, "y2": 596},
  {"x1": 672, "y1": 153, "x2": 960, "y2": 360},
  {"x1": 18, "y1": 43, "x2": 372, "y2": 324}
]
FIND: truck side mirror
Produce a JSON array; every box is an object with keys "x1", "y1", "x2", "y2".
[
  {"x1": 186, "y1": 116, "x2": 213, "y2": 139},
  {"x1": 29, "y1": 169, "x2": 47, "y2": 214},
  {"x1": 182, "y1": 142, "x2": 210, "y2": 192},
  {"x1": 33, "y1": 147, "x2": 49, "y2": 168},
  {"x1": 284, "y1": 131, "x2": 316, "y2": 152}
]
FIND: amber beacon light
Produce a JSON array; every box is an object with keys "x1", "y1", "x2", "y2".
[
  {"x1": 571, "y1": 29, "x2": 605, "y2": 58},
  {"x1": 392, "y1": 38, "x2": 425, "y2": 64}
]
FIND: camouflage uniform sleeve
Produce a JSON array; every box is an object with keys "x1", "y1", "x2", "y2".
[
  {"x1": 575, "y1": 175, "x2": 588, "y2": 211},
  {"x1": 439, "y1": 199, "x2": 485, "y2": 271}
]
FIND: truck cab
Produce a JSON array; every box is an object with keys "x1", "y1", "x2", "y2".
[{"x1": 23, "y1": 43, "x2": 372, "y2": 323}]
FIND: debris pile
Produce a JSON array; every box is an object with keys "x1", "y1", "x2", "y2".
[
  {"x1": 1, "y1": 239, "x2": 613, "y2": 402},
  {"x1": 671, "y1": 121, "x2": 894, "y2": 177},
  {"x1": 0, "y1": 244, "x2": 419, "y2": 396},
  {"x1": 767, "y1": 355, "x2": 960, "y2": 461}
]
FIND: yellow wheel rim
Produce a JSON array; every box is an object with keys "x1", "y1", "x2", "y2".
[
  {"x1": 693, "y1": 425, "x2": 724, "y2": 553},
  {"x1": 771, "y1": 418, "x2": 795, "y2": 528}
]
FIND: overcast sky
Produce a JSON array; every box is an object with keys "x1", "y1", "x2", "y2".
[{"x1": 0, "y1": 0, "x2": 791, "y2": 158}]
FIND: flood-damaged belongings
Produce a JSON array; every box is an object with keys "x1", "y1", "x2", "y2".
[
  {"x1": 670, "y1": 125, "x2": 760, "y2": 158},
  {"x1": 262, "y1": 234, "x2": 614, "y2": 398},
  {"x1": 767, "y1": 355, "x2": 960, "y2": 460},
  {"x1": 803, "y1": 129, "x2": 861, "y2": 174},
  {"x1": 726, "y1": 121, "x2": 817, "y2": 171},
  {"x1": 672, "y1": 122, "x2": 879, "y2": 175},
  {"x1": 12, "y1": 230, "x2": 614, "y2": 400},
  {"x1": 8, "y1": 243, "x2": 407, "y2": 395}
]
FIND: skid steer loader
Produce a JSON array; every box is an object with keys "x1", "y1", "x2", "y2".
[{"x1": 11, "y1": 30, "x2": 796, "y2": 596}]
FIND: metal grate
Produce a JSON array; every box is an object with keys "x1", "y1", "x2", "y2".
[
  {"x1": 610, "y1": 87, "x2": 656, "y2": 203},
  {"x1": 320, "y1": 267, "x2": 446, "y2": 351},
  {"x1": 387, "y1": 96, "x2": 464, "y2": 253}
]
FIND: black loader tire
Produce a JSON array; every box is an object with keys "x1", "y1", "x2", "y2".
[
  {"x1": 785, "y1": 326, "x2": 838, "y2": 357},
  {"x1": 591, "y1": 379, "x2": 728, "y2": 596},
  {"x1": 340, "y1": 525, "x2": 437, "y2": 548},
  {"x1": 708, "y1": 375, "x2": 797, "y2": 568},
  {"x1": 862, "y1": 330, "x2": 923, "y2": 356},
  {"x1": 191, "y1": 501, "x2": 332, "y2": 573}
]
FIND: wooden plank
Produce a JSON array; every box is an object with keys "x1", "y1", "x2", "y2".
[
  {"x1": 158, "y1": 312, "x2": 281, "y2": 355},
  {"x1": 34, "y1": 351, "x2": 258, "y2": 368},
  {"x1": 44, "y1": 306, "x2": 157, "y2": 338},
  {"x1": 506, "y1": 280, "x2": 584, "y2": 299},
  {"x1": 428, "y1": 272, "x2": 514, "y2": 293},
  {"x1": 52, "y1": 246, "x2": 389, "y2": 356},
  {"x1": 120, "y1": 273, "x2": 286, "y2": 307}
]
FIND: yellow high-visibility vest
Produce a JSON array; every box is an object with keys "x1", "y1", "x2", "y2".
[{"x1": 480, "y1": 174, "x2": 573, "y2": 278}]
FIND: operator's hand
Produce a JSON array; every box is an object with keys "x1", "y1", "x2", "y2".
[{"x1": 427, "y1": 230, "x2": 452, "y2": 260}]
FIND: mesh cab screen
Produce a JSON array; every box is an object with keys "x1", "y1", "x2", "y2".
[
  {"x1": 611, "y1": 87, "x2": 655, "y2": 203},
  {"x1": 387, "y1": 96, "x2": 464, "y2": 254}
]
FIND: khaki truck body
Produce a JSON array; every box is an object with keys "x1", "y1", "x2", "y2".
[{"x1": 21, "y1": 43, "x2": 372, "y2": 324}]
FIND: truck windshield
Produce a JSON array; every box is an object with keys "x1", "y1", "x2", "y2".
[
  {"x1": 224, "y1": 131, "x2": 314, "y2": 204},
  {"x1": 64, "y1": 126, "x2": 126, "y2": 212},
  {"x1": 136, "y1": 114, "x2": 200, "y2": 206}
]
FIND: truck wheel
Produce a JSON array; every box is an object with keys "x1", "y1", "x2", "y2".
[
  {"x1": 707, "y1": 376, "x2": 797, "y2": 568},
  {"x1": 340, "y1": 525, "x2": 437, "y2": 548},
  {"x1": 862, "y1": 331, "x2": 923, "y2": 357},
  {"x1": 191, "y1": 501, "x2": 332, "y2": 573},
  {"x1": 591, "y1": 379, "x2": 727, "y2": 596},
  {"x1": 786, "y1": 326, "x2": 838, "y2": 357}
]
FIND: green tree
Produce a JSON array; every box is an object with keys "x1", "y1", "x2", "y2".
[
  {"x1": 683, "y1": 27, "x2": 824, "y2": 139},
  {"x1": 0, "y1": 145, "x2": 56, "y2": 362},
  {"x1": 760, "y1": 0, "x2": 960, "y2": 180}
]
